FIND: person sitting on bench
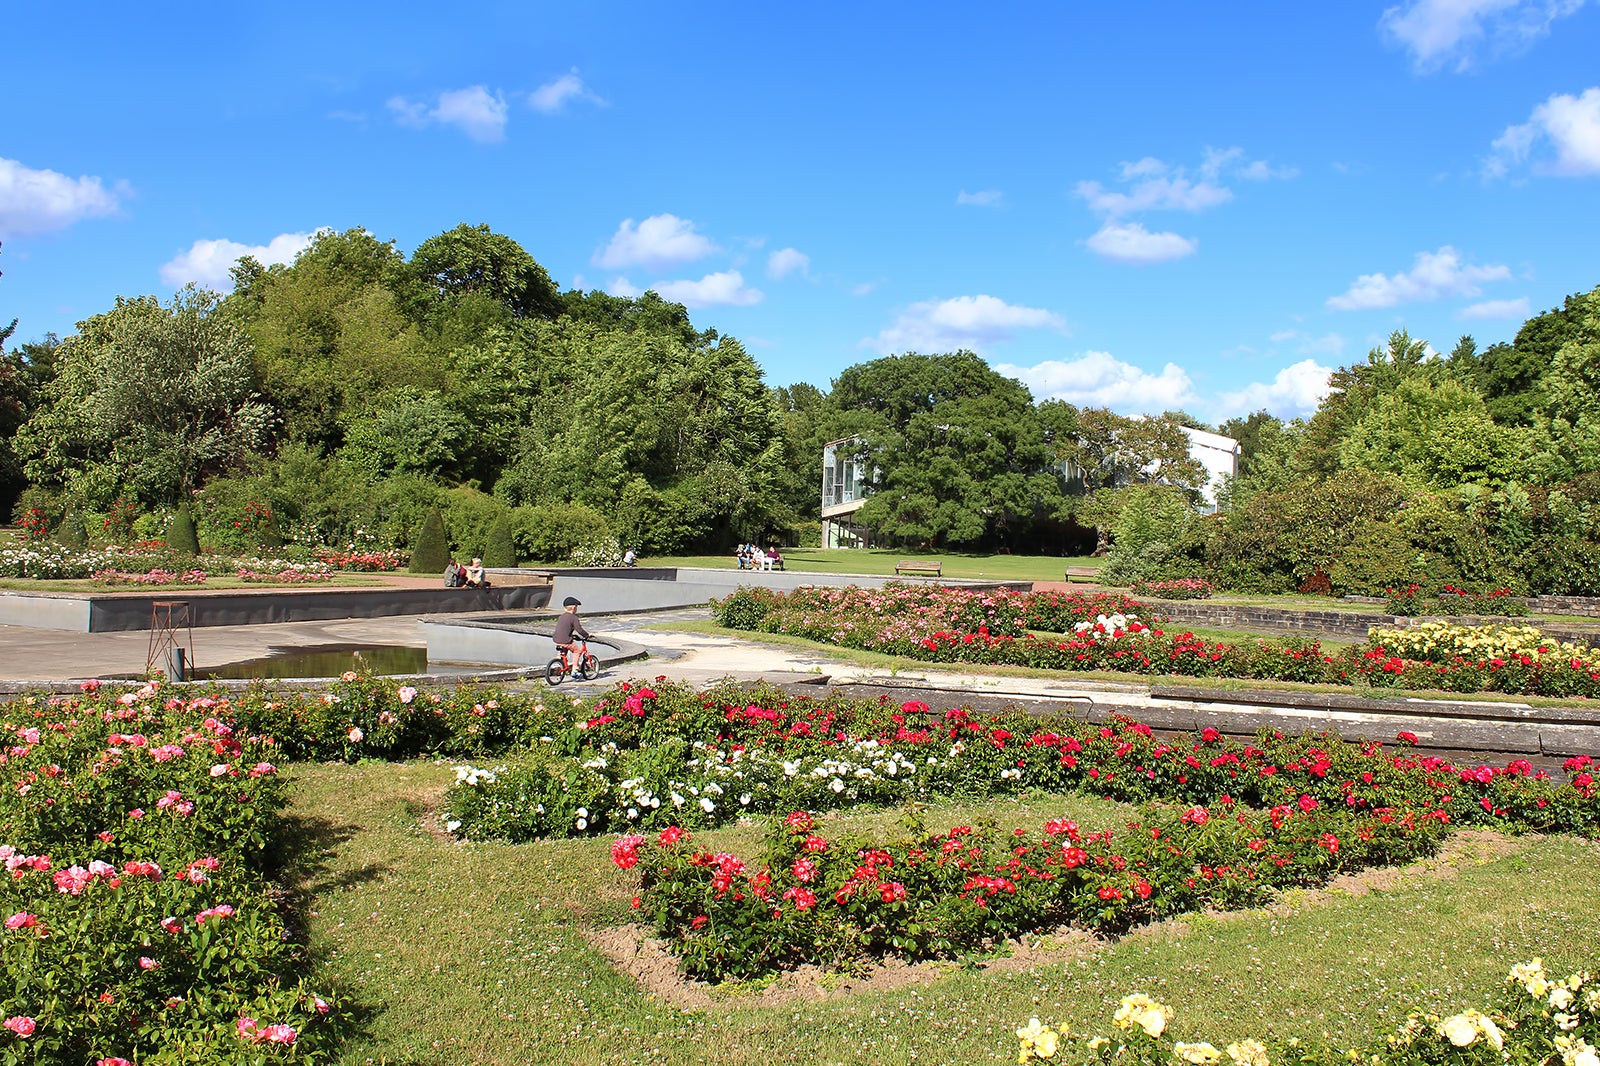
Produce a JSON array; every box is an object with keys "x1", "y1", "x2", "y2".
[{"x1": 464, "y1": 557, "x2": 490, "y2": 588}]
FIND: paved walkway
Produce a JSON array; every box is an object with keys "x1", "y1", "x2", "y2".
[{"x1": 2, "y1": 603, "x2": 1595, "y2": 762}]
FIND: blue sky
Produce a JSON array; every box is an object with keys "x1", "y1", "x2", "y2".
[{"x1": 3, "y1": 1, "x2": 1598, "y2": 422}]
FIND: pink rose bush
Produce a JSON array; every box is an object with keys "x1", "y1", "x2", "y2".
[{"x1": 0, "y1": 689, "x2": 345, "y2": 1062}]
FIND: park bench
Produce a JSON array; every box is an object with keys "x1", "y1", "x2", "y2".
[
  {"x1": 894, "y1": 560, "x2": 943, "y2": 577},
  {"x1": 1065, "y1": 565, "x2": 1099, "y2": 583}
]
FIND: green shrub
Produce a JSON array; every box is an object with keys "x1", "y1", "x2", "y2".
[
  {"x1": 167, "y1": 504, "x2": 201, "y2": 555},
  {"x1": 484, "y1": 513, "x2": 517, "y2": 567},
  {"x1": 409, "y1": 508, "x2": 451, "y2": 573},
  {"x1": 55, "y1": 508, "x2": 89, "y2": 548},
  {"x1": 441, "y1": 484, "x2": 506, "y2": 560},
  {"x1": 512, "y1": 501, "x2": 612, "y2": 563}
]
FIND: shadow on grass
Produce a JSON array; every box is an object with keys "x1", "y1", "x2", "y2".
[{"x1": 267, "y1": 810, "x2": 414, "y2": 1061}]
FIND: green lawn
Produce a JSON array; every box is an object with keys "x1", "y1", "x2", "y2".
[
  {"x1": 287, "y1": 760, "x2": 1600, "y2": 1066},
  {"x1": 646, "y1": 548, "x2": 1101, "y2": 583}
]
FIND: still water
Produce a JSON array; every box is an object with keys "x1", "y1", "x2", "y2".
[{"x1": 196, "y1": 644, "x2": 480, "y2": 680}]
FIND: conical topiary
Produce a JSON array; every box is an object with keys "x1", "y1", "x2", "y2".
[
  {"x1": 168, "y1": 505, "x2": 201, "y2": 556},
  {"x1": 409, "y1": 508, "x2": 450, "y2": 574},
  {"x1": 484, "y1": 514, "x2": 517, "y2": 568},
  {"x1": 56, "y1": 509, "x2": 88, "y2": 549}
]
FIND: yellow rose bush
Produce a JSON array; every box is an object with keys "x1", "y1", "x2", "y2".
[{"x1": 1016, "y1": 957, "x2": 1597, "y2": 1066}]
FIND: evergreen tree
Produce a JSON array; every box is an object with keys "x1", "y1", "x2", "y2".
[
  {"x1": 484, "y1": 513, "x2": 517, "y2": 567},
  {"x1": 409, "y1": 508, "x2": 450, "y2": 573},
  {"x1": 168, "y1": 505, "x2": 201, "y2": 555}
]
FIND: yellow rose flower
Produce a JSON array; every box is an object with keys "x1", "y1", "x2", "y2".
[
  {"x1": 1227, "y1": 1039, "x2": 1270, "y2": 1066},
  {"x1": 1114, "y1": 994, "x2": 1173, "y2": 1039},
  {"x1": 1440, "y1": 1014, "x2": 1479, "y2": 1047},
  {"x1": 1174, "y1": 1042, "x2": 1222, "y2": 1065}
]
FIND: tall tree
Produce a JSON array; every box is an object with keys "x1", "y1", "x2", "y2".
[
  {"x1": 16, "y1": 288, "x2": 273, "y2": 507},
  {"x1": 408, "y1": 223, "x2": 562, "y2": 322}
]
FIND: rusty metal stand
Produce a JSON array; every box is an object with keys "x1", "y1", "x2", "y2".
[{"x1": 146, "y1": 601, "x2": 194, "y2": 681}]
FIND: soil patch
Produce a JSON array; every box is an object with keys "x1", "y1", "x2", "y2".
[{"x1": 585, "y1": 924, "x2": 1102, "y2": 1011}]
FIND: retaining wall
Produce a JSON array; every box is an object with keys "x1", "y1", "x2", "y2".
[{"x1": 1151, "y1": 600, "x2": 1600, "y2": 649}]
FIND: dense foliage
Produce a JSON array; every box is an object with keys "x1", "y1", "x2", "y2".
[{"x1": 5, "y1": 221, "x2": 1598, "y2": 575}]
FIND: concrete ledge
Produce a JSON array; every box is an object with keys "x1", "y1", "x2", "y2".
[
  {"x1": 0, "y1": 594, "x2": 93, "y2": 631},
  {"x1": 73, "y1": 586, "x2": 548, "y2": 632}
]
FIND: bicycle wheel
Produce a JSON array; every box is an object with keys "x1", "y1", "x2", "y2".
[
  {"x1": 578, "y1": 653, "x2": 600, "y2": 681},
  {"x1": 545, "y1": 658, "x2": 566, "y2": 685}
]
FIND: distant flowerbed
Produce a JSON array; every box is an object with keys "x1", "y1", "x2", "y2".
[
  {"x1": 1130, "y1": 577, "x2": 1215, "y2": 600},
  {"x1": 711, "y1": 584, "x2": 1600, "y2": 699},
  {"x1": 1, "y1": 543, "x2": 376, "y2": 583}
]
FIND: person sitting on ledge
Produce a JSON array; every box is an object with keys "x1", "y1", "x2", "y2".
[
  {"x1": 444, "y1": 559, "x2": 465, "y2": 588},
  {"x1": 464, "y1": 557, "x2": 489, "y2": 588},
  {"x1": 623, "y1": 548, "x2": 638, "y2": 567}
]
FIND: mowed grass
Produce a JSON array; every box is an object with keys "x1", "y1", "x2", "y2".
[
  {"x1": 287, "y1": 760, "x2": 1600, "y2": 1066},
  {"x1": 643, "y1": 549, "x2": 1101, "y2": 584}
]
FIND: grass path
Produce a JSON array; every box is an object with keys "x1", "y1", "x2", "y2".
[{"x1": 286, "y1": 761, "x2": 1600, "y2": 1066}]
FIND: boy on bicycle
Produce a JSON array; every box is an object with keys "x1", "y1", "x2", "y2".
[{"x1": 554, "y1": 596, "x2": 592, "y2": 662}]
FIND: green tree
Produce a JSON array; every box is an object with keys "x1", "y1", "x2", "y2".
[
  {"x1": 16, "y1": 289, "x2": 272, "y2": 508},
  {"x1": 409, "y1": 508, "x2": 450, "y2": 573},
  {"x1": 408, "y1": 223, "x2": 561, "y2": 322},
  {"x1": 484, "y1": 513, "x2": 517, "y2": 567},
  {"x1": 833, "y1": 352, "x2": 1060, "y2": 548},
  {"x1": 1337, "y1": 375, "x2": 1518, "y2": 489},
  {"x1": 168, "y1": 504, "x2": 201, "y2": 555}
]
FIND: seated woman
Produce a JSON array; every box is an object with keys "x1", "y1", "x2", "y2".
[
  {"x1": 766, "y1": 546, "x2": 784, "y2": 571},
  {"x1": 464, "y1": 557, "x2": 489, "y2": 587}
]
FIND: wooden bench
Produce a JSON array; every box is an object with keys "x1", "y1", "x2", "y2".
[
  {"x1": 895, "y1": 560, "x2": 942, "y2": 577},
  {"x1": 1065, "y1": 565, "x2": 1099, "y2": 583}
]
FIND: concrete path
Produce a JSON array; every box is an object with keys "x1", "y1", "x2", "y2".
[{"x1": 1, "y1": 603, "x2": 1595, "y2": 761}]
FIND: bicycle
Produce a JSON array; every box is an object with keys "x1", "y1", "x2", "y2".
[{"x1": 545, "y1": 638, "x2": 599, "y2": 685}]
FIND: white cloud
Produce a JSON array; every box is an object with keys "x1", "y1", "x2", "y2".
[
  {"x1": 1489, "y1": 87, "x2": 1600, "y2": 176},
  {"x1": 766, "y1": 247, "x2": 809, "y2": 280},
  {"x1": 529, "y1": 70, "x2": 605, "y2": 113},
  {"x1": 652, "y1": 270, "x2": 762, "y2": 308},
  {"x1": 865, "y1": 294, "x2": 1066, "y2": 354},
  {"x1": 159, "y1": 230, "x2": 323, "y2": 289},
  {"x1": 605, "y1": 276, "x2": 643, "y2": 298},
  {"x1": 1075, "y1": 175, "x2": 1232, "y2": 217},
  {"x1": 995, "y1": 351, "x2": 1196, "y2": 412},
  {"x1": 594, "y1": 214, "x2": 717, "y2": 270},
  {"x1": 1326, "y1": 246, "x2": 1512, "y2": 310},
  {"x1": 1459, "y1": 296, "x2": 1532, "y2": 318},
  {"x1": 0, "y1": 157, "x2": 124, "y2": 237},
  {"x1": 956, "y1": 188, "x2": 1004, "y2": 207},
  {"x1": 851, "y1": 281, "x2": 878, "y2": 297},
  {"x1": 1075, "y1": 147, "x2": 1291, "y2": 264},
  {"x1": 1216, "y1": 359, "x2": 1335, "y2": 420},
  {"x1": 387, "y1": 86, "x2": 508, "y2": 143},
  {"x1": 1381, "y1": 0, "x2": 1586, "y2": 72},
  {"x1": 1085, "y1": 222, "x2": 1198, "y2": 264}
]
